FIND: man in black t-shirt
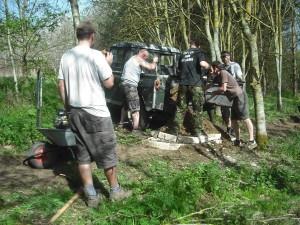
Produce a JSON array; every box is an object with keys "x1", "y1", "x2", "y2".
[{"x1": 174, "y1": 40, "x2": 211, "y2": 141}]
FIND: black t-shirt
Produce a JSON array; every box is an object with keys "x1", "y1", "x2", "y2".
[{"x1": 179, "y1": 48, "x2": 207, "y2": 86}]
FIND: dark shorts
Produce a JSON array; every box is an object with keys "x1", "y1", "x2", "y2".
[
  {"x1": 221, "y1": 106, "x2": 231, "y2": 121},
  {"x1": 69, "y1": 108, "x2": 117, "y2": 169},
  {"x1": 122, "y1": 84, "x2": 140, "y2": 112},
  {"x1": 231, "y1": 92, "x2": 249, "y2": 120}
]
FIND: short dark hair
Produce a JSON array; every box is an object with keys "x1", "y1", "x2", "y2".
[
  {"x1": 211, "y1": 61, "x2": 222, "y2": 69},
  {"x1": 189, "y1": 39, "x2": 200, "y2": 47},
  {"x1": 221, "y1": 51, "x2": 231, "y2": 57},
  {"x1": 76, "y1": 21, "x2": 95, "y2": 40}
]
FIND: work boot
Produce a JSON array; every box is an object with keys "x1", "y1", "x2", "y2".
[
  {"x1": 110, "y1": 187, "x2": 132, "y2": 202},
  {"x1": 247, "y1": 140, "x2": 257, "y2": 150},
  {"x1": 85, "y1": 194, "x2": 101, "y2": 208},
  {"x1": 233, "y1": 139, "x2": 242, "y2": 147}
]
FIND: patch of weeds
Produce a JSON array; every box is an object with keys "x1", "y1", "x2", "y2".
[
  {"x1": 116, "y1": 129, "x2": 143, "y2": 145},
  {"x1": 0, "y1": 187, "x2": 72, "y2": 225}
]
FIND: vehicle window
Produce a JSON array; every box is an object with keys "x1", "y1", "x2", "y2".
[
  {"x1": 159, "y1": 54, "x2": 175, "y2": 75},
  {"x1": 111, "y1": 49, "x2": 133, "y2": 71}
]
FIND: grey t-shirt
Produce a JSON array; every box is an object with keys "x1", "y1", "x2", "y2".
[
  {"x1": 58, "y1": 45, "x2": 112, "y2": 117},
  {"x1": 221, "y1": 62, "x2": 243, "y2": 82},
  {"x1": 121, "y1": 56, "x2": 142, "y2": 87}
]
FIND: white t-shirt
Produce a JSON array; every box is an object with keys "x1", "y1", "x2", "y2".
[{"x1": 58, "y1": 45, "x2": 112, "y2": 117}]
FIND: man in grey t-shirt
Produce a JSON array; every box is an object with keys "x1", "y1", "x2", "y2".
[
  {"x1": 120, "y1": 48, "x2": 158, "y2": 131},
  {"x1": 58, "y1": 21, "x2": 131, "y2": 207}
]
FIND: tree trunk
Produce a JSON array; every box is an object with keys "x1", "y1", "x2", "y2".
[
  {"x1": 150, "y1": 0, "x2": 163, "y2": 45},
  {"x1": 275, "y1": 0, "x2": 283, "y2": 111},
  {"x1": 213, "y1": 0, "x2": 221, "y2": 61},
  {"x1": 179, "y1": 0, "x2": 189, "y2": 49},
  {"x1": 196, "y1": 0, "x2": 216, "y2": 60},
  {"x1": 249, "y1": 36, "x2": 268, "y2": 146},
  {"x1": 15, "y1": 0, "x2": 28, "y2": 76},
  {"x1": 162, "y1": 0, "x2": 174, "y2": 47},
  {"x1": 230, "y1": 0, "x2": 268, "y2": 148},
  {"x1": 4, "y1": 0, "x2": 19, "y2": 95},
  {"x1": 68, "y1": 0, "x2": 81, "y2": 44},
  {"x1": 291, "y1": 1, "x2": 298, "y2": 96}
]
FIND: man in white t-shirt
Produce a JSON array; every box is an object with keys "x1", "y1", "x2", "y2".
[{"x1": 58, "y1": 21, "x2": 131, "y2": 207}]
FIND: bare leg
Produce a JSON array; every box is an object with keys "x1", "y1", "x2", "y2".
[
  {"x1": 104, "y1": 166, "x2": 118, "y2": 188},
  {"x1": 79, "y1": 164, "x2": 97, "y2": 197},
  {"x1": 232, "y1": 120, "x2": 240, "y2": 140},
  {"x1": 227, "y1": 118, "x2": 232, "y2": 128},
  {"x1": 79, "y1": 164, "x2": 94, "y2": 187},
  {"x1": 244, "y1": 118, "x2": 254, "y2": 141},
  {"x1": 131, "y1": 111, "x2": 140, "y2": 130}
]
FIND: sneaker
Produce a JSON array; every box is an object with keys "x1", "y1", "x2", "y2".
[
  {"x1": 110, "y1": 188, "x2": 132, "y2": 202},
  {"x1": 85, "y1": 194, "x2": 101, "y2": 208},
  {"x1": 247, "y1": 140, "x2": 257, "y2": 150}
]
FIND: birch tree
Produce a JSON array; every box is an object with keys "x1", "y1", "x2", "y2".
[
  {"x1": 4, "y1": 0, "x2": 19, "y2": 95},
  {"x1": 230, "y1": 0, "x2": 268, "y2": 147},
  {"x1": 68, "y1": 0, "x2": 80, "y2": 44}
]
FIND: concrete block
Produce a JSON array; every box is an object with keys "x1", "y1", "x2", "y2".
[
  {"x1": 157, "y1": 132, "x2": 177, "y2": 142},
  {"x1": 206, "y1": 133, "x2": 222, "y2": 141},
  {"x1": 223, "y1": 155, "x2": 237, "y2": 164},
  {"x1": 150, "y1": 131, "x2": 159, "y2": 138},
  {"x1": 177, "y1": 136, "x2": 200, "y2": 144},
  {"x1": 212, "y1": 139, "x2": 222, "y2": 144},
  {"x1": 143, "y1": 137, "x2": 184, "y2": 150}
]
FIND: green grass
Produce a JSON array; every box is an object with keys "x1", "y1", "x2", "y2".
[
  {"x1": 0, "y1": 187, "x2": 73, "y2": 225},
  {"x1": 248, "y1": 91, "x2": 300, "y2": 122}
]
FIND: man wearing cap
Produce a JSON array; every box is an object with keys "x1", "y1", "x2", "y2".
[{"x1": 58, "y1": 21, "x2": 131, "y2": 208}]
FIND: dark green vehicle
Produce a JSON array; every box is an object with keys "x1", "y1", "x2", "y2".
[{"x1": 105, "y1": 42, "x2": 181, "y2": 129}]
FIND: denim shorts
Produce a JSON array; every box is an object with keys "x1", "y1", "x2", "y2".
[{"x1": 69, "y1": 108, "x2": 117, "y2": 169}]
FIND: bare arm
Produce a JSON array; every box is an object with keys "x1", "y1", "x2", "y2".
[
  {"x1": 139, "y1": 56, "x2": 158, "y2": 70},
  {"x1": 102, "y1": 75, "x2": 114, "y2": 89},
  {"x1": 219, "y1": 82, "x2": 227, "y2": 92},
  {"x1": 200, "y1": 60, "x2": 211, "y2": 70},
  {"x1": 58, "y1": 79, "x2": 66, "y2": 107}
]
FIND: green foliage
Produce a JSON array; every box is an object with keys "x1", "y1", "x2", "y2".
[
  {"x1": 0, "y1": 77, "x2": 62, "y2": 150},
  {"x1": 248, "y1": 91, "x2": 300, "y2": 122}
]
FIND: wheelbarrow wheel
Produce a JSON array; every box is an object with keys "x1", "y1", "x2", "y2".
[{"x1": 25, "y1": 142, "x2": 58, "y2": 169}]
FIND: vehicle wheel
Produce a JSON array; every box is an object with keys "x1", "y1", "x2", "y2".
[
  {"x1": 25, "y1": 142, "x2": 58, "y2": 169},
  {"x1": 139, "y1": 100, "x2": 149, "y2": 130}
]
